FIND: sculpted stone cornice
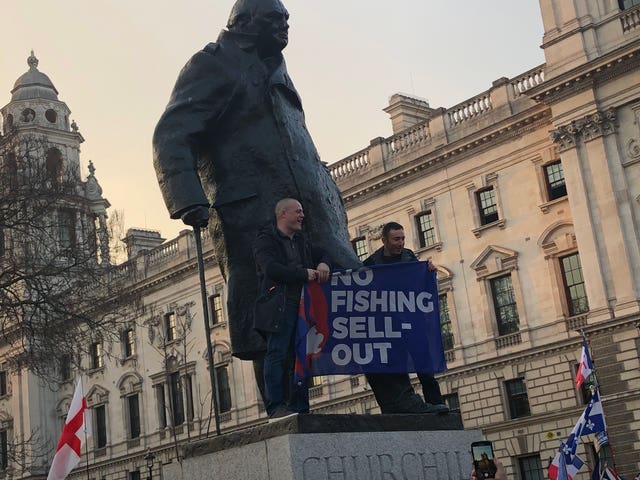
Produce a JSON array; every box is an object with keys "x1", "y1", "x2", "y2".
[
  {"x1": 343, "y1": 109, "x2": 550, "y2": 206},
  {"x1": 529, "y1": 47, "x2": 640, "y2": 105},
  {"x1": 550, "y1": 108, "x2": 617, "y2": 152},
  {"x1": 440, "y1": 314, "x2": 639, "y2": 380}
]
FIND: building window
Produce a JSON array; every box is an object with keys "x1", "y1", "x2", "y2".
[
  {"x1": 58, "y1": 209, "x2": 76, "y2": 251},
  {"x1": 122, "y1": 329, "x2": 135, "y2": 358},
  {"x1": 439, "y1": 294, "x2": 454, "y2": 350},
  {"x1": 544, "y1": 161, "x2": 567, "y2": 200},
  {"x1": 129, "y1": 472, "x2": 141, "y2": 480},
  {"x1": 184, "y1": 374, "x2": 195, "y2": 421},
  {"x1": 59, "y1": 355, "x2": 71, "y2": 381},
  {"x1": 491, "y1": 275, "x2": 520, "y2": 336},
  {"x1": 619, "y1": 0, "x2": 640, "y2": 10},
  {"x1": 89, "y1": 342, "x2": 103, "y2": 369},
  {"x1": 443, "y1": 393, "x2": 460, "y2": 413},
  {"x1": 416, "y1": 211, "x2": 436, "y2": 248},
  {"x1": 351, "y1": 237, "x2": 368, "y2": 261},
  {"x1": 0, "y1": 430, "x2": 7, "y2": 470},
  {"x1": 574, "y1": 364, "x2": 594, "y2": 404},
  {"x1": 209, "y1": 295, "x2": 224, "y2": 325},
  {"x1": 127, "y1": 394, "x2": 140, "y2": 439},
  {"x1": 4, "y1": 153, "x2": 17, "y2": 188},
  {"x1": 518, "y1": 455, "x2": 544, "y2": 480},
  {"x1": 310, "y1": 375, "x2": 324, "y2": 398},
  {"x1": 94, "y1": 405, "x2": 107, "y2": 448},
  {"x1": 560, "y1": 253, "x2": 589, "y2": 316},
  {"x1": 476, "y1": 187, "x2": 499, "y2": 225},
  {"x1": 155, "y1": 385, "x2": 167, "y2": 429},
  {"x1": 215, "y1": 366, "x2": 232, "y2": 414},
  {"x1": 0, "y1": 372, "x2": 6, "y2": 396},
  {"x1": 587, "y1": 444, "x2": 614, "y2": 473},
  {"x1": 164, "y1": 312, "x2": 177, "y2": 342},
  {"x1": 505, "y1": 378, "x2": 531, "y2": 419},
  {"x1": 45, "y1": 148, "x2": 63, "y2": 186},
  {"x1": 169, "y1": 372, "x2": 185, "y2": 426}
]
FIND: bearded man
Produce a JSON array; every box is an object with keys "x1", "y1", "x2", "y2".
[{"x1": 153, "y1": 0, "x2": 360, "y2": 395}]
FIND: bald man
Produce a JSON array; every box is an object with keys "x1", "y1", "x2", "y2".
[{"x1": 253, "y1": 199, "x2": 330, "y2": 419}]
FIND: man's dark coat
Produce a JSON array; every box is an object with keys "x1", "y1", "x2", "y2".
[
  {"x1": 253, "y1": 222, "x2": 329, "y2": 334},
  {"x1": 153, "y1": 30, "x2": 360, "y2": 359}
]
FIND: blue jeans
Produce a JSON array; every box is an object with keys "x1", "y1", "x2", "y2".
[{"x1": 263, "y1": 303, "x2": 309, "y2": 415}]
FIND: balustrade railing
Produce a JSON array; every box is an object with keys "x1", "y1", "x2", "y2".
[
  {"x1": 447, "y1": 92, "x2": 492, "y2": 126},
  {"x1": 621, "y1": 6, "x2": 640, "y2": 32},
  {"x1": 147, "y1": 238, "x2": 180, "y2": 266},
  {"x1": 385, "y1": 121, "x2": 430, "y2": 156},
  {"x1": 329, "y1": 148, "x2": 370, "y2": 181},
  {"x1": 328, "y1": 64, "x2": 547, "y2": 184},
  {"x1": 510, "y1": 65, "x2": 545, "y2": 96},
  {"x1": 109, "y1": 260, "x2": 134, "y2": 280}
]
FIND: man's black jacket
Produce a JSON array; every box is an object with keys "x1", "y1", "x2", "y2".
[{"x1": 253, "y1": 222, "x2": 330, "y2": 333}]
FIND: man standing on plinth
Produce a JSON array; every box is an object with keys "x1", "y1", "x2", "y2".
[
  {"x1": 152, "y1": 0, "x2": 360, "y2": 395},
  {"x1": 363, "y1": 222, "x2": 449, "y2": 414}
]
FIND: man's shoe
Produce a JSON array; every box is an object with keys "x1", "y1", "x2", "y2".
[
  {"x1": 425, "y1": 403, "x2": 450, "y2": 414},
  {"x1": 268, "y1": 407, "x2": 298, "y2": 422}
]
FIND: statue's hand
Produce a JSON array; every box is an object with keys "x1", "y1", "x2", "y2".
[{"x1": 180, "y1": 206, "x2": 209, "y2": 228}]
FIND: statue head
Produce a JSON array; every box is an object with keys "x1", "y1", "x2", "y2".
[{"x1": 227, "y1": 0, "x2": 290, "y2": 55}]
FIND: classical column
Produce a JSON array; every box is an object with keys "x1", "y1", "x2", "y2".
[
  {"x1": 551, "y1": 108, "x2": 640, "y2": 319},
  {"x1": 97, "y1": 213, "x2": 111, "y2": 265}
]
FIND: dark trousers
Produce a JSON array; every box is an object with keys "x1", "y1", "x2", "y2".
[
  {"x1": 365, "y1": 372, "x2": 444, "y2": 413},
  {"x1": 417, "y1": 372, "x2": 444, "y2": 405},
  {"x1": 263, "y1": 303, "x2": 309, "y2": 415}
]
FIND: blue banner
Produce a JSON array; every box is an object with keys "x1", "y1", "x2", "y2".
[{"x1": 294, "y1": 261, "x2": 446, "y2": 379}]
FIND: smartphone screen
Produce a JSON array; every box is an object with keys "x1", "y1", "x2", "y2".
[{"x1": 471, "y1": 441, "x2": 497, "y2": 479}]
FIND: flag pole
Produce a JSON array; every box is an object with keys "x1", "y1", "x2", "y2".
[
  {"x1": 81, "y1": 373, "x2": 90, "y2": 480},
  {"x1": 579, "y1": 330, "x2": 620, "y2": 475},
  {"x1": 579, "y1": 329, "x2": 600, "y2": 391}
]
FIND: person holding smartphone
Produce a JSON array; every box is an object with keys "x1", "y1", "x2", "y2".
[
  {"x1": 471, "y1": 441, "x2": 508, "y2": 479},
  {"x1": 471, "y1": 458, "x2": 507, "y2": 480}
]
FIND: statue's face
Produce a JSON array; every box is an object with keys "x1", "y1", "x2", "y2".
[{"x1": 248, "y1": 0, "x2": 290, "y2": 53}]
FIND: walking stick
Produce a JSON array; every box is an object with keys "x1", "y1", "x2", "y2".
[{"x1": 193, "y1": 225, "x2": 221, "y2": 436}]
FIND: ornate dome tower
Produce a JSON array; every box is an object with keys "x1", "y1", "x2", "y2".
[{"x1": 0, "y1": 52, "x2": 111, "y2": 264}]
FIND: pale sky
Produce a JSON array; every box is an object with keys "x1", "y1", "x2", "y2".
[{"x1": 1, "y1": 1, "x2": 545, "y2": 242}]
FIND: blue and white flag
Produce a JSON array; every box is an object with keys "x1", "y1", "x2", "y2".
[
  {"x1": 580, "y1": 390, "x2": 607, "y2": 437},
  {"x1": 295, "y1": 262, "x2": 445, "y2": 379},
  {"x1": 548, "y1": 445, "x2": 584, "y2": 480}
]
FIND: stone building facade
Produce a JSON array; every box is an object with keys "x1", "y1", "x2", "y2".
[{"x1": 0, "y1": 1, "x2": 639, "y2": 479}]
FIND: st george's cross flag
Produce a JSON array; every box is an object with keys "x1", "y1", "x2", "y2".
[
  {"x1": 47, "y1": 378, "x2": 91, "y2": 480},
  {"x1": 576, "y1": 336, "x2": 594, "y2": 389}
]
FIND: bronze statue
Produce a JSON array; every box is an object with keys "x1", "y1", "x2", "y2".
[{"x1": 153, "y1": 0, "x2": 360, "y2": 375}]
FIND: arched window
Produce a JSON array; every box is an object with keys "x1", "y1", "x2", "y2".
[
  {"x1": 117, "y1": 373, "x2": 143, "y2": 442},
  {"x1": 86, "y1": 385, "x2": 110, "y2": 451},
  {"x1": 538, "y1": 222, "x2": 589, "y2": 329},
  {"x1": 213, "y1": 343, "x2": 233, "y2": 416},
  {"x1": 45, "y1": 148, "x2": 63, "y2": 186}
]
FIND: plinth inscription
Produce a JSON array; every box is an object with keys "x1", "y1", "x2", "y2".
[{"x1": 301, "y1": 451, "x2": 467, "y2": 480}]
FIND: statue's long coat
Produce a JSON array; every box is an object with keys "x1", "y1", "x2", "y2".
[{"x1": 153, "y1": 30, "x2": 360, "y2": 360}]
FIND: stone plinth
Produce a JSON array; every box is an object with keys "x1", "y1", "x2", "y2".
[{"x1": 163, "y1": 414, "x2": 482, "y2": 480}]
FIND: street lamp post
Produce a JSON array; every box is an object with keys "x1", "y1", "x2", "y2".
[{"x1": 144, "y1": 451, "x2": 155, "y2": 480}]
